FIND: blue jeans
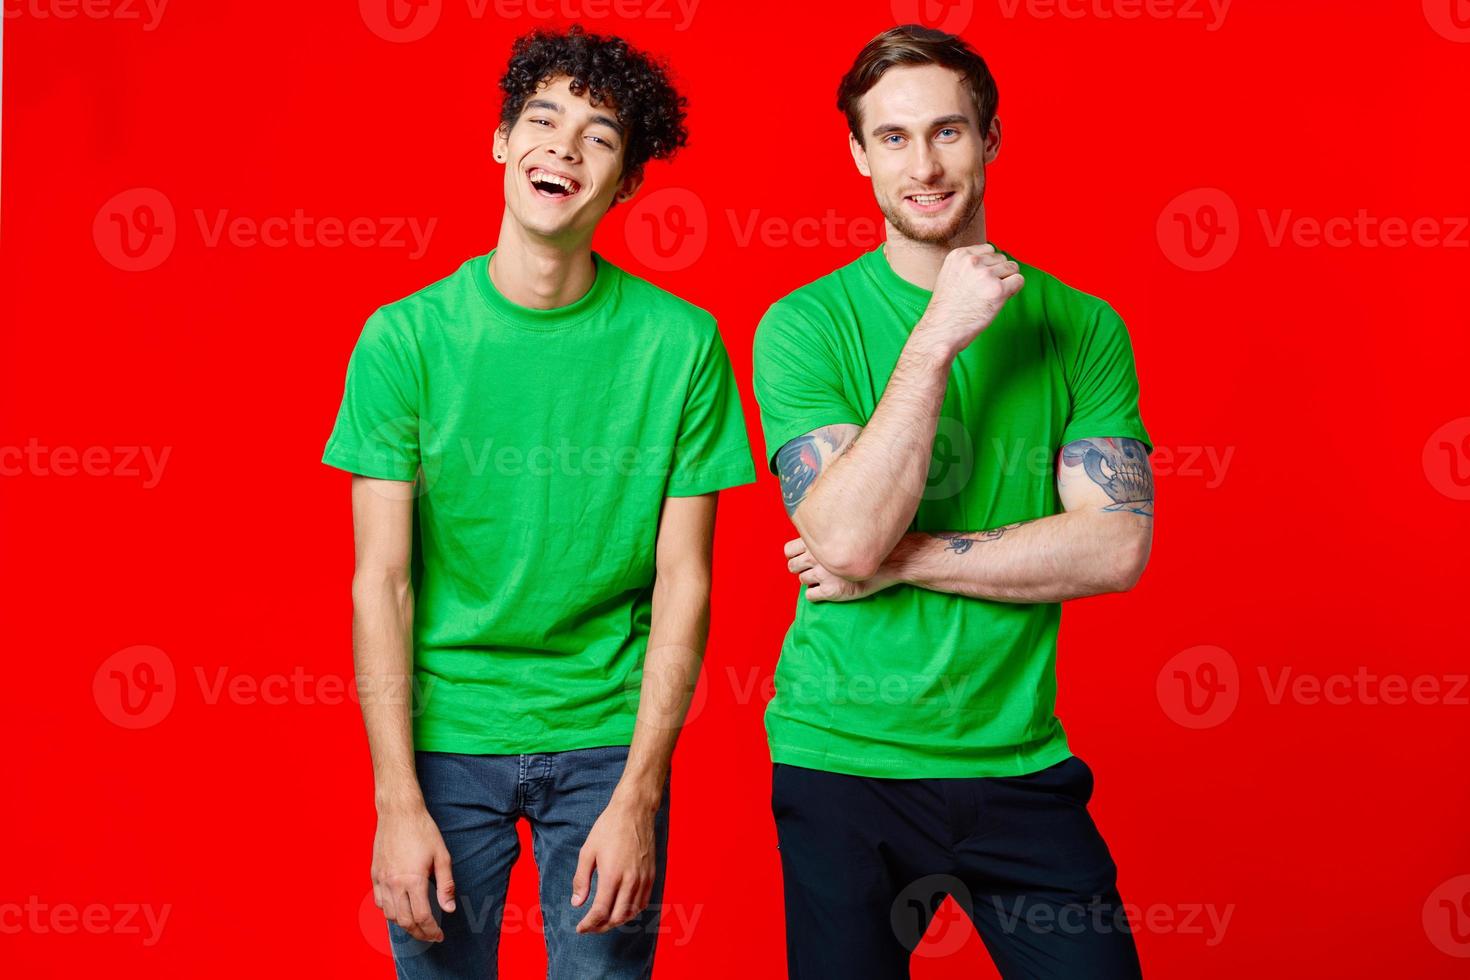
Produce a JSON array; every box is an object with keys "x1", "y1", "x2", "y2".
[{"x1": 388, "y1": 745, "x2": 670, "y2": 979}]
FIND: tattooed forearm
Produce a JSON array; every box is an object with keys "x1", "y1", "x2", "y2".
[
  {"x1": 775, "y1": 426, "x2": 856, "y2": 516},
  {"x1": 930, "y1": 521, "x2": 1027, "y2": 555},
  {"x1": 1061, "y1": 437, "x2": 1154, "y2": 517}
]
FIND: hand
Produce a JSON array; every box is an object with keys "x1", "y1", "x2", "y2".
[
  {"x1": 571, "y1": 792, "x2": 658, "y2": 934},
  {"x1": 784, "y1": 537, "x2": 899, "y2": 602},
  {"x1": 913, "y1": 244, "x2": 1024, "y2": 356},
  {"x1": 371, "y1": 803, "x2": 456, "y2": 943}
]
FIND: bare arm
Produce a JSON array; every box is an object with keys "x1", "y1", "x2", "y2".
[
  {"x1": 352, "y1": 475, "x2": 454, "y2": 943},
  {"x1": 776, "y1": 244, "x2": 1024, "y2": 580},
  {"x1": 571, "y1": 492, "x2": 718, "y2": 934},
  {"x1": 787, "y1": 437, "x2": 1154, "y2": 603}
]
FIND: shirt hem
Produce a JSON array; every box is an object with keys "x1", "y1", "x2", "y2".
[
  {"x1": 768, "y1": 737, "x2": 1073, "y2": 780},
  {"x1": 413, "y1": 723, "x2": 636, "y2": 756}
]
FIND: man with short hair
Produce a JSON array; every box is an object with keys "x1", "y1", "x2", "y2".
[
  {"x1": 753, "y1": 25, "x2": 1152, "y2": 979},
  {"x1": 323, "y1": 26, "x2": 754, "y2": 979}
]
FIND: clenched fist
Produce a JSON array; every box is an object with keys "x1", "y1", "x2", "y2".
[{"x1": 914, "y1": 244, "x2": 1024, "y2": 356}]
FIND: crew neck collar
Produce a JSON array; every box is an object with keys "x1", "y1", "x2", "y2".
[{"x1": 472, "y1": 247, "x2": 617, "y2": 331}]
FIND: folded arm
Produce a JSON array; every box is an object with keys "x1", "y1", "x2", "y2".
[{"x1": 787, "y1": 437, "x2": 1154, "y2": 603}]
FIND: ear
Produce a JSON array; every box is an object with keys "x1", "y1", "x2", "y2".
[
  {"x1": 613, "y1": 166, "x2": 645, "y2": 206},
  {"x1": 848, "y1": 132, "x2": 871, "y2": 178},
  {"x1": 983, "y1": 116, "x2": 1002, "y2": 165},
  {"x1": 492, "y1": 124, "x2": 510, "y2": 164}
]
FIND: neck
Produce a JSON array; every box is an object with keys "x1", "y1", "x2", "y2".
[
  {"x1": 488, "y1": 214, "x2": 596, "y2": 310},
  {"x1": 882, "y1": 205, "x2": 988, "y2": 291}
]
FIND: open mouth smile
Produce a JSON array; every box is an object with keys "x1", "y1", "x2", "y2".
[
  {"x1": 527, "y1": 166, "x2": 583, "y2": 200},
  {"x1": 905, "y1": 190, "x2": 955, "y2": 213}
]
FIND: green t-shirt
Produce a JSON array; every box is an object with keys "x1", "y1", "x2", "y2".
[
  {"x1": 752, "y1": 243, "x2": 1151, "y2": 778},
  {"x1": 323, "y1": 250, "x2": 756, "y2": 754}
]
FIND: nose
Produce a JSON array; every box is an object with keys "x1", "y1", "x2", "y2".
[
  {"x1": 543, "y1": 137, "x2": 580, "y2": 164},
  {"x1": 910, "y1": 142, "x2": 942, "y2": 183}
]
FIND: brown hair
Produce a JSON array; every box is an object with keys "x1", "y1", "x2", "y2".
[{"x1": 836, "y1": 25, "x2": 999, "y2": 145}]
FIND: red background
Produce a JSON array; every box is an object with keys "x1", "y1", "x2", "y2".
[{"x1": 4, "y1": 0, "x2": 1469, "y2": 976}]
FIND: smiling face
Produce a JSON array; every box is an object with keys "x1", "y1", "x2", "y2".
[
  {"x1": 849, "y1": 63, "x2": 1000, "y2": 246},
  {"x1": 493, "y1": 74, "x2": 642, "y2": 245}
]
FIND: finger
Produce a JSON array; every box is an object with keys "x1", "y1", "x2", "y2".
[
  {"x1": 806, "y1": 584, "x2": 829, "y2": 603},
  {"x1": 578, "y1": 873, "x2": 619, "y2": 934},
  {"x1": 390, "y1": 886, "x2": 415, "y2": 929},
  {"x1": 799, "y1": 569, "x2": 822, "y2": 586},
  {"x1": 407, "y1": 880, "x2": 443, "y2": 943},
  {"x1": 788, "y1": 553, "x2": 815, "y2": 573},
  {"x1": 571, "y1": 847, "x2": 595, "y2": 908},
  {"x1": 783, "y1": 537, "x2": 806, "y2": 558},
  {"x1": 610, "y1": 878, "x2": 641, "y2": 928},
  {"x1": 637, "y1": 877, "x2": 655, "y2": 915},
  {"x1": 1001, "y1": 272, "x2": 1026, "y2": 295},
  {"x1": 434, "y1": 849, "x2": 457, "y2": 913}
]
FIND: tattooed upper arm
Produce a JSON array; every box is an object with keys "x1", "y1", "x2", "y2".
[
  {"x1": 1057, "y1": 437, "x2": 1154, "y2": 518},
  {"x1": 773, "y1": 423, "x2": 863, "y2": 517}
]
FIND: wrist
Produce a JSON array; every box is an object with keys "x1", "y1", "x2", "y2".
[
  {"x1": 375, "y1": 785, "x2": 427, "y2": 816},
  {"x1": 611, "y1": 773, "x2": 665, "y2": 815},
  {"x1": 907, "y1": 319, "x2": 962, "y2": 364}
]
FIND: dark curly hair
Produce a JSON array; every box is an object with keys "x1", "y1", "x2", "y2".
[{"x1": 498, "y1": 25, "x2": 689, "y2": 183}]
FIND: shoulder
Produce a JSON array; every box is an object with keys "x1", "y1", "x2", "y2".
[
  {"x1": 1008, "y1": 255, "x2": 1124, "y2": 337},
  {"x1": 755, "y1": 250, "x2": 870, "y2": 349},
  {"x1": 605, "y1": 255, "x2": 721, "y2": 348},
  {"x1": 365, "y1": 255, "x2": 482, "y2": 346}
]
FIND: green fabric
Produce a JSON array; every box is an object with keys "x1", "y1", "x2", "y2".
[
  {"x1": 752, "y1": 244, "x2": 1152, "y2": 778},
  {"x1": 323, "y1": 250, "x2": 756, "y2": 754}
]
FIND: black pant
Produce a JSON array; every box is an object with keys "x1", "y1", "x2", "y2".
[{"x1": 772, "y1": 756, "x2": 1143, "y2": 979}]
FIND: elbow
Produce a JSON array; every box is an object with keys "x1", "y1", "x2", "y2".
[
  {"x1": 814, "y1": 533, "x2": 886, "y2": 582},
  {"x1": 1107, "y1": 535, "x2": 1151, "y2": 593},
  {"x1": 351, "y1": 564, "x2": 411, "y2": 607}
]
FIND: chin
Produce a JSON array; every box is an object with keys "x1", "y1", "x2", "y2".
[{"x1": 882, "y1": 194, "x2": 979, "y2": 245}]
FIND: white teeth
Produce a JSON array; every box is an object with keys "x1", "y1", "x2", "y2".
[
  {"x1": 529, "y1": 168, "x2": 578, "y2": 193},
  {"x1": 911, "y1": 193, "x2": 947, "y2": 204}
]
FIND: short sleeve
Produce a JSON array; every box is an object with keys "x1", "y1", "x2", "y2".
[
  {"x1": 1059, "y1": 302, "x2": 1153, "y2": 453},
  {"x1": 751, "y1": 301, "x2": 864, "y2": 474},
  {"x1": 321, "y1": 310, "x2": 423, "y2": 481},
  {"x1": 665, "y1": 324, "x2": 757, "y2": 497}
]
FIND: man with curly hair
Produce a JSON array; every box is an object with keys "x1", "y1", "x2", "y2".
[
  {"x1": 753, "y1": 25, "x2": 1152, "y2": 979},
  {"x1": 323, "y1": 25, "x2": 754, "y2": 979}
]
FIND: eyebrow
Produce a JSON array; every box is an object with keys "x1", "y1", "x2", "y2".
[
  {"x1": 869, "y1": 113, "x2": 971, "y2": 138},
  {"x1": 523, "y1": 98, "x2": 625, "y2": 138}
]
